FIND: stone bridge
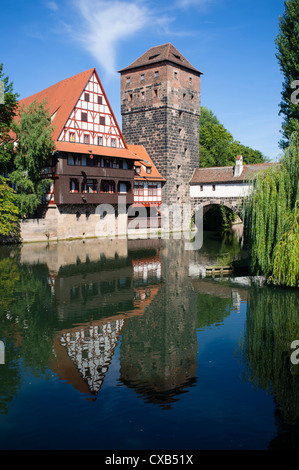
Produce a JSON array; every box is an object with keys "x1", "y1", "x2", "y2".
[{"x1": 189, "y1": 156, "x2": 271, "y2": 222}]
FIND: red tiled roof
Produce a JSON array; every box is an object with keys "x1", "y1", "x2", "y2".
[
  {"x1": 17, "y1": 69, "x2": 95, "y2": 142},
  {"x1": 118, "y1": 43, "x2": 202, "y2": 75},
  {"x1": 190, "y1": 163, "x2": 273, "y2": 184},
  {"x1": 127, "y1": 145, "x2": 166, "y2": 181},
  {"x1": 55, "y1": 141, "x2": 139, "y2": 160},
  {"x1": 16, "y1": 68, "x2": 126, "y2": 149}
]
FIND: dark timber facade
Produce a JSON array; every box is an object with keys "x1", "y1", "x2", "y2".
[{"x1": 119, "y1": 43, "x2": 202, "y2": 206}]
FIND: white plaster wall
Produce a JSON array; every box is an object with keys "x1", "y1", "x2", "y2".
[{"x1": 190, "y1": 182, "x2": 252, "y2": 198}]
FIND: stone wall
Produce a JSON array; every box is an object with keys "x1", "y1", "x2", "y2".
[
  {"x1": 121, "y1": 63, "x2": 200, "y2": 207},
  {"x1": 19, "y1": 204, "x2": 129, "y2": 243}
]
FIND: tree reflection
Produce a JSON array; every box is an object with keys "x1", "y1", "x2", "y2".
[{"x1": 240, "y1": 285, "x2": 299, "y2": 447}]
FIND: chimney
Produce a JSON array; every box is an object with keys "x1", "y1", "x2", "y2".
[{"x1": 234, "y1": 155, "x2": 243, "y2": 177}]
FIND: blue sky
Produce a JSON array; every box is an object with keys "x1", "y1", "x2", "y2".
[{"x1": 1, "y1": 0, "x2": 286, "y2": 160}]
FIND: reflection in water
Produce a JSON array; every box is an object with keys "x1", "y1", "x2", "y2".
[
  {"x1": 120, "y1": 240, "x2": 198, "y2": 409},
  {"x1": 0, "y1": 236, "x2": 298, "y2": 448},
  {"x1": 239, "y1": 285, "x2": 299, "y2": 449}
]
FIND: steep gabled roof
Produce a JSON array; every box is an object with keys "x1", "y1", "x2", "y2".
[
  {"x1": 118, "y1": 43, "x2": 202, "y2": 75},
  {"x1": 18, "y1": 69, "x2": 95, "y2": 142},
  {"x1": 17, "y1": 68, "x2": 127, "y2": 151},
  {"x1": 127, "y1": 144, "x2": 166, "y2": 181},
  {"x1": 190, "y1": 163, "x2": 273, "y2": 185}
]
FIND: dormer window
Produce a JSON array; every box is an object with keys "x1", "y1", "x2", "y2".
[
  {"x1": 146, "y1": 167, "x2": 151, "y2": 174},
  {"x1": 135, "y1": 167, "x2": 141, "y2": 174}
]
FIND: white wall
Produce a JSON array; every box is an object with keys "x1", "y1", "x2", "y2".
[{"x1": 190, "y1": 182, "x2": 252, "y2": 199}]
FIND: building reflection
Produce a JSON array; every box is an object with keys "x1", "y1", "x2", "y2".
[{"x1": 119, "y1": 240, "x2": 199, "y2": 409}]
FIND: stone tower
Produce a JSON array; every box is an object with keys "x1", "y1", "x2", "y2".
[{"x1": 119, "y1": 43, "x2": 202, "y2": 206}]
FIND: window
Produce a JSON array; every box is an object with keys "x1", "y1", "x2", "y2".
[
  {"x1": 212, "y1": 185, "x2": 216, "y2": 191},
  {"x1": 82, "y1": 179, "x2": 97, "y2": 193},
  {"x1": 148, "y1": 183, "x2": 157, "y2": 196},
  {"x1": 70, "y1": 178, "x2": 79, "y2": 193},
  {"x1": 141, "y1": 74, "x2": 144, "y2": 81},
  {"x1": 100, "y1": 116, "x2": 105, "y2": 126},
  {"x1": 155, "y1": 71, "x2": 159, "y2": 78},
  {"x1": 84, "y1": 134, "x2": 89, "y2": 144},
  {"x1": 135, "y1": 166, "x2": 141, "y2": 174},
  {"x1": 69, "y1": 132, "x2": 75, "y2": 142},
  {"x1": 153, "y1": 89, "x2": 158, "y2": 97},
  {"x1": 141, "y1": 91, "x2": 145, "y2": 100},
  {"x1": 101, "y1": 180, "x2": 115, "y2": 193},
  {"x1": 200, "y1": 185, "x2": 203, "y2": 191},
  {"x1": 174, "y1": 71, "x2": 178, "y2": 79},
  {"x1": 189, "y1": 77, "x2": 192, "y2": 85},
  {"x1": 68, "y1": 154, "x2": 81, "y2": 166},
  {"x1": 84, "y1": 92, "x2": 89, "y2": 102},
  {"x1": 81, "y1": 112, "x2": 87, "y2": 122},
  {"x1": 127, "y1": 77, "x2": 130, "y2": 84},
  {"x1": 111, "y1": 138, "x2": 116, "y2": 147},
  {"x1": 134, "y1": 182, "x2": 143, "y2": 196},
  {"x1": 98, "y1": 136, "x2": 103, "y2": 146},
  {"x1": 98, "y1": 95, "x2": 102, "y2": 104},
  {"x1": 68, "y1": 154, "x2": 74, "y2": 165},
  {"x1": 146, "y1": 167, "x2": 151, "y2": 174},
  {"x1": 118, "y1": 182, "x2": 127, "y2": 194}
]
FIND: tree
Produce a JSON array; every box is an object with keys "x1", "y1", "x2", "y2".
[
  {"x1": 0, "y1": 176, "x2": 20, "y2": 237},
  {"x1": 0, "y1": 64, "x2": 19, "y2": 173},
  {"x1": 275, "y1": 0, "x2": 299, "y2": 148},
  {"x1": 10, "y1": 100, "x2": 55, "y2": 217},
  {"x1": 199, "y1": 107, "x2": 266, "y2": 167},
  {"x1": 246, "y1": 132, "x2": 299, "y2": 287}
]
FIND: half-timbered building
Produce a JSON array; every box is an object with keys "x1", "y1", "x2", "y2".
[{"x1": 18, "y1": 68, "x2": 138, "y2": 209}]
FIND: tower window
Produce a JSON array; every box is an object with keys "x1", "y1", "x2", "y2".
[
  {"x1": 127, "y1": 77, "x2": 130, "y2": 84},
  {"x1": 129, "y1": 93, "x2": 133, "y2": 102},
  {"x1": 141, "y1": 74, "x2": 144, "y2": 81},
  {"x1": 155, "y1": 71, "x2": 159, "y2": 78},
  {"x1": 141, "y1": 91, "x2": 145, "y2": 100},
  {"x1": 189, "y1": 77, "x2": 192, "y2": 85},
  {"x1": 174, "y1": 71, "x2": 178, "y2": 79}
]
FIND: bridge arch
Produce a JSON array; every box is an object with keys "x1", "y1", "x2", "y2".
[{"x1": 191, "y1": 198, "x2": 244, "y2": 222}]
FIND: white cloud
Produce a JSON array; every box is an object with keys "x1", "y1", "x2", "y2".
[
  {"x1": 70, "y1": 0, "x2": 160, "y2": 77},
  {"x1": 45, "y1": 1, "x2": 59, "y2": 11}
]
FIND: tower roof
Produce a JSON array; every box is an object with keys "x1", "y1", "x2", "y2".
[{"x1": 118, "y1": 43, "x2": 202, "y2": 75}]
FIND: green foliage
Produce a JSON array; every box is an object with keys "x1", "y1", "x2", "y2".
[
  {"x1": 199, "y1": 107, "x2": 266, "y2": 167},
  {"x1": 246, "y1": 132, "x2": 299, "y2": 286},
  {"x1": 0, "y1": 64, "x2": 19, "y2": 173},
  {"x1": 275, "y1": 0, "x2": 299, "y2": 148},
  {"x1": 10, "y1": 100, "x2": 55, "y2": 217},
  {"x1": 0, "y1": 176, "x2": 20, "y2": 236}
]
